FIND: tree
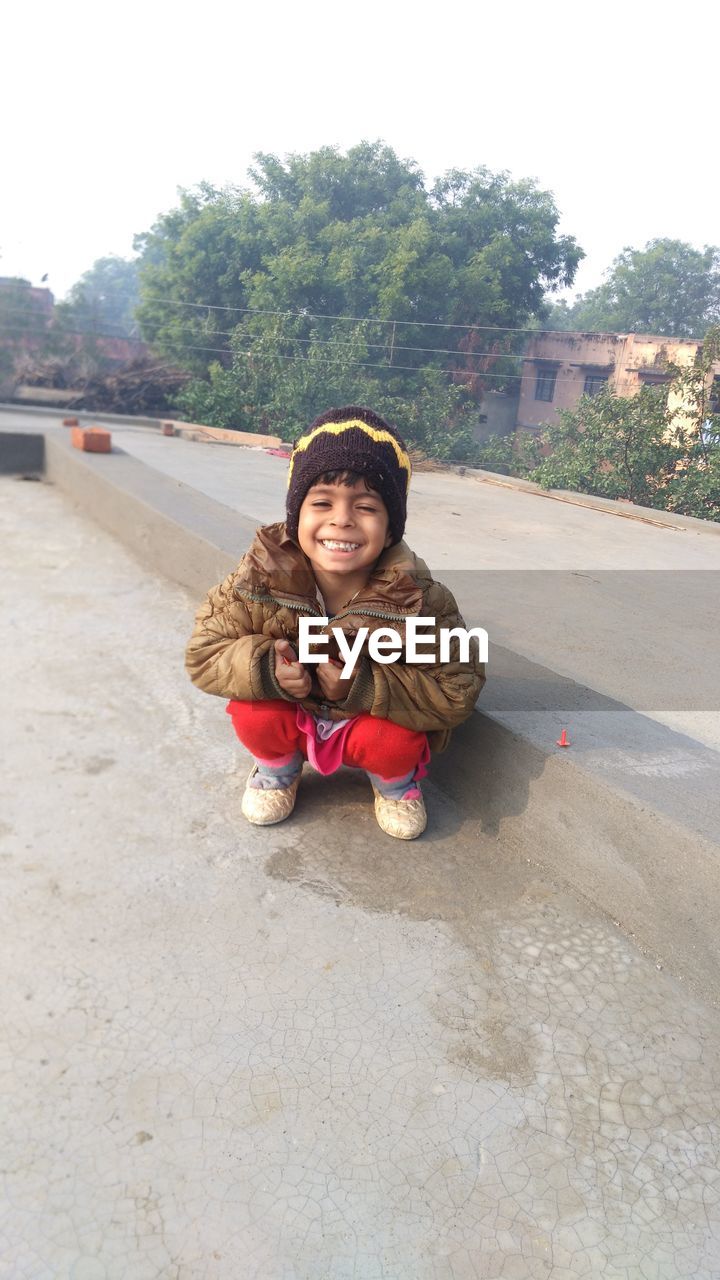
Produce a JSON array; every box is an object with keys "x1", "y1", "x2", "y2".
[
  {"x1": 531, "y1": 384, "x2": 681, "y2": 506},
  {"x1": 539, "y1": 297, "x2": 578, "y2": 332},
  {"x1": 56, "y1": 256, "x2": 140, "y2": 338},
  {"x1": 0, "y1": 277, "x2": 53, "y2": 388},
  {"x1": 135, "y1": 142, "x2": 583, "y2": 448},
  {"x1": 546, "y1": 239, "x2": 720, "y2": 338},
  {"x1": 515, "y1": 328, "x2": 720, "y2": 521},
  {"x1": 177, "y1": 318, "x2": 476, "y2": 459}
]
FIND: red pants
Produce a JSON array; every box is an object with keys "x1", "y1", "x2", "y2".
[{"x1": 226, "y1": 699, "x2": 428, "y2": 781}]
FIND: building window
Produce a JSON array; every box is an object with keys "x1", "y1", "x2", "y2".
[
  {"x1": 583, "y1": 374, "x2": 608, "y2": 397},
  {"x1": 534, "y1": 368, "x2": 557, "y2": 402}
]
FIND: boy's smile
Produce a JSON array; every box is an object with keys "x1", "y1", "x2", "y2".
[
  {"x1": 297, "y1": 478, "x2": 392, "y2": 602},
  {"x1": 317, "y1": 537, "x2": 362, "y2": 555}
]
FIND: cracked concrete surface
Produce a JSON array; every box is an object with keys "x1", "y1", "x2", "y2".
[{"x1": 2, "y1": 477, "x2": 720, "y2": 1279}]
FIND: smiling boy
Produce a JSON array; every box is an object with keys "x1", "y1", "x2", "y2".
[{"x1": 186, "y1": 405, "x2": 485, "y2": 839}]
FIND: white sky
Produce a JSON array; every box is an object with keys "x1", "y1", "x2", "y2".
[{"x1": 3, "y1": 0, "x2": 718, "y2": 302}]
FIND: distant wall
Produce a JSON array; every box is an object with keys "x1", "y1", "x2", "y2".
[
  {"x1": 515, "y1": 330, "x2": 711, "y2": 433},
  {"x1": 474, "y1": 390, "x2": 519, "y2": 442}
]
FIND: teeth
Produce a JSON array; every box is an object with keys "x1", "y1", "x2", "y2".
[{"x1": 321, "y1": 539, "x2": 360, "y2": 551}]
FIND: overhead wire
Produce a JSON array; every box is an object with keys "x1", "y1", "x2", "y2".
[
  {"x1": 2, "y1": 281, "x2": 583, "y2": 337},
  {"x1": 0, "y1": 318, "x2": 612, "y2": 386},
  {"x1": 0, "y1": 305, "x2": 536, "y2": 359},
  {"x1": 137, "y1": 294, "x2": 569, "y2": 336}
]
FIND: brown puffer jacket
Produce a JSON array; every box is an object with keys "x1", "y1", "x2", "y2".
[{"x1": 185, "y1": 522, "x2": 486, "y2": 752}]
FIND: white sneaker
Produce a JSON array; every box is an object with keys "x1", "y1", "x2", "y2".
[
  {"x1": 371, "y1": 785, "x2": 427, "y2": 840},
  {"x1": 241, "y1": 765, "x2": 302, "y2": 826}
]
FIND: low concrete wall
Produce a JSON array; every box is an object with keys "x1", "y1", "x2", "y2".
[
  {"x1": 466, "y1": 465, "x2": 720, "y2": 536},
  {"x1": 43, "y1": 432, "x2": 255, "y2": 595},
  {"x1": 0, "y1": 401, "x2": 163, "y2": 430},
  {"x1": 0, "y1": 431, "x2": 45, "y2": 475},
  {"x1": 432, "y1": 713, "x2": 720, "y2": 1001},
  {"x1": 166, "y1": 420, "x2": 283, "y2": 449},
  {"x1": 3, "y1": 424, "x2": 720, "y2": 1005},
  {"x1": 0, "y1": 402, "x2": 283, "y2": 445}
]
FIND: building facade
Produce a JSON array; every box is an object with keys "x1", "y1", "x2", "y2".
[{"x1": 516, "y1": 331, "x2": 713, "y2": 433}]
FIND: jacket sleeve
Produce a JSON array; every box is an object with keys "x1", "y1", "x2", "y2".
[
  {"x1": 185, "y1": 567, "x2": 290, "y2": 702},
  {"x1": 337, "y1": 582, "x2": 486, "y2": 731}
]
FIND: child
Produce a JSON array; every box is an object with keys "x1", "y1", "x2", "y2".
[{"x1": 186, "y1": 406, "x2": 485, "y2": 840}]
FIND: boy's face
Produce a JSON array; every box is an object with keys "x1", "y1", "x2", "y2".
[{"x1": 297, "y1": 478, "x2": 392, "y2": 579}]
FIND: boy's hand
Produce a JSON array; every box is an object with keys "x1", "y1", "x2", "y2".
[
  {"x1": 317, "y1": 658, "x2": 355, "y2": 703},
  {"x1": 274, "y1": 640, "x2": 312, "y2": 699}
]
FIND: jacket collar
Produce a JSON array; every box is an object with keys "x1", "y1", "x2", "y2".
[{"x1": 238, "y1": 522, "x2": 428, "y2": 616}]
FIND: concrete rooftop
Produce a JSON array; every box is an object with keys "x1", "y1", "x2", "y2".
[
  {"x1": 2, "y1": 475, "x2": 720, "y2": 1278},
  {"x1": 88, "y1": 422, "x2": 720, "y2": 755}
]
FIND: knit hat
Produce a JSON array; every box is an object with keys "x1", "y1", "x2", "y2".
[{"x1": 286, "y1": 406, "x2": 411, "y2": 545}]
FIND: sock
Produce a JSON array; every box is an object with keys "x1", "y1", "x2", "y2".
[
  {"x1": 250, "y1": 750, "x2": 303, "y2": 790},
  {"x1": 367, "y1": 768, "x2": 422, "y2": 802}
]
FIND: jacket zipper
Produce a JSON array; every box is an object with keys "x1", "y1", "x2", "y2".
[
  {"x1": 234, "y1": 587, "x2": 322, "y2": 616},
  {"x1": 235, "y1": 586, "x2": 409, "y2": 626},
  {"x1": 332, "y1": 606, "x2": 409, "y2": 624}
]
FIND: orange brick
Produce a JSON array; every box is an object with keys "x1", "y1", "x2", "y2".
[
  {"x1": 71, "y1": 426, "x2": 112, "y2": 453},
  {"x1": 62, "y1": 416, "x2": 79, "y2": 427},
  {"x1": 162, "y1": 422, "x2": 175, "y2": 436}
]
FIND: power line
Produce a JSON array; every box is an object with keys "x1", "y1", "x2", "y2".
[
  {"x1": 138, "y1": 294, "x2": 551, "y2": 335},
  {"x1": 0, "y1": 305, "x2": 141, "y2": 340},
  {"x1": 155, "y1": 342, "x2": 525, "y2": 380},
  {"x1": 0, "y1": 319, "x2": 617, "y2": 387},
  {"x1": 140, "y1": 321, "x2": 520, "y2": 362},
  {"x1": 0, "y1": 305, "x2": 531, "y2": 359},
  {"x1": 0, "y1": 319, "x2": 512, "y2": 376},
  {"x1": 3, "y1": 280, "x2": 579, "y2": 338},
  {"x1": 0, "y1": 317, "x2": 128, "y2": 339}
]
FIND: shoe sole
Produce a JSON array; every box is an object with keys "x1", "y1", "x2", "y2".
[
  {"x1": 372, "y1": 789, "x2": 427, "y2": 840},
  {"x1": 373, "y1": 811, "x2": 427, "y2": 839},
  {"x1": 241, "y1": 767, "x2": 301, "y2": 826}
]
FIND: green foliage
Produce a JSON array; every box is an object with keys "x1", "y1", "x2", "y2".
[
  {"x1": 524, "y1": 328, "x2": 720, "y2": 521},
  {"x1": 139, "y1": 141, "x2": 583, "y2": 453},
  {"x1": 547, "y1": 239, "x2": 720, "y2": 338},
  {"x1": 1, "y1": 263, "x2": 145, "y2": 397},
  {"x1": 177, "y1": 318, "x2": 471, "y2": 457},
  {"x1": 531, "y1": 385, "x2": 680, "y2": 505},
  {"x1": 0, "y1": 277, "x2": 43, "y2": 327},
  {"x1": 661, "y1": 451, "x2": 720, "y2": 521},
  {"x1": 179, "y1": 320, "x2": 374, "y2": 435},
  {"x1": 540, "y1": 298, "x2": 578, "y2": 332},
  {"x1": 659, "y1": 328, "x2": 720, "y2": 520},
  {"x1": 476, "y1": 328, "x2": 720, "y2": 520},
  {"x1": 56, "y1": 256, "x2": 139, "y2": 338},
  {"x1": 473, "y1": 430, "x2": 542, "y2": 477},
  {"x1": 0, "y1": 278, "x2": 53, "y2": 385}
]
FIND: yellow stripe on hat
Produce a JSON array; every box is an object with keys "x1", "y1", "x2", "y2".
[{"x1": 287, "y1": 419, "x2": 411, "y2": 493}]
